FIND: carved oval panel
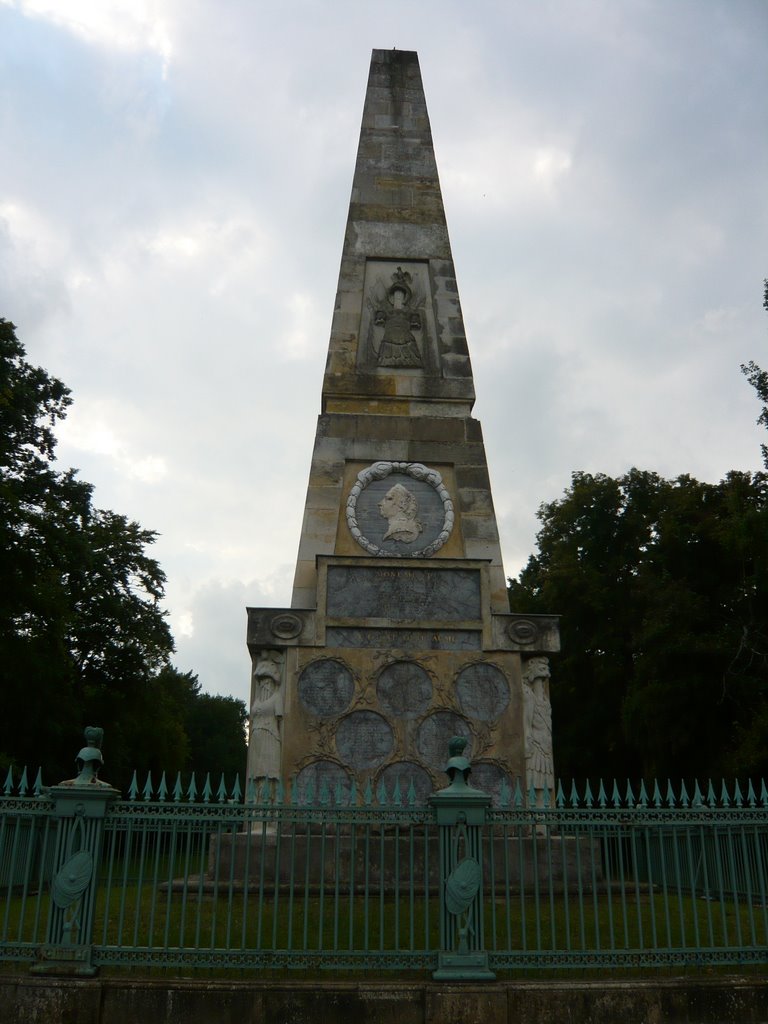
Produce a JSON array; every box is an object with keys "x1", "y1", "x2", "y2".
[
  {"x1": 455, "y1": 663, "x2": 510, "y2": 722},
  {"x1": 416, "y1": 710, "x2": 472, "y2": 771},
  {"x1": 297, "y1": 659, "x2": 354, "y2": 719},
  {"x1": 377, "y1": 761, "x2": 434, "y2": 805},
  {"x1": 377, "y1": 661, "x2": 433, "y2": 719},
  {"x1": 293, "y1": 760, "x2": 352, "y2": 805},
  {"x1": 336, "y1": 711, "x2": 394, "y2": 771}
]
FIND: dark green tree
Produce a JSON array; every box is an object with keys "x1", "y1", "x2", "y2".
[{"x1": 510, "y1": 469, "x2": 768, "y2": 782}]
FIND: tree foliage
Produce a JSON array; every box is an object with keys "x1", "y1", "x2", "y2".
[
  {"x1": 0, "y1": 320, "x2": 246, "y2": 788},
  {"x1": 510, "y1": 469, "x2": 768, "y2": 782}
]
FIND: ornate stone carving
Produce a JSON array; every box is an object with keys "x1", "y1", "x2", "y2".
[
  {"x1": 346, "y1": 461, "x2": 454, "y2": 557},
  {"x1": 247, "y1": 650, "x2": 284, "y2": 785},
  {"x1": 522, "y1": 656, "x2": 555, "y2": 807},
  {"x1": 298, "y1": 658, "x2": 354, "y2": 718},
  {"x1": 367, "y1": 265, "x2": 424, "y2": 368},
  {"x1": 270, "y1": 613, "x2": 302, "y2": 639},
  {"x1": 455, "y1": 663, "x2": 510, "y2": 722},
  {"x1": 506, "y1": 618, "x2": 537, "y2": 644}
]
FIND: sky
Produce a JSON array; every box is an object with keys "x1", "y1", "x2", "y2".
[{"x1": 1, "y1": 0, "x2": 766, "y2": 708}]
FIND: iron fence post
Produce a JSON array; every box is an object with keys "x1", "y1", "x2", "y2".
[{"x1": 429, "y1": 737, "x2": 495, "y2": 981}]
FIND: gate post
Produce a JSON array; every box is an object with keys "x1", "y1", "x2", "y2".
[
  {"x1": 31, "y1": 727, "x2": 119, "y2": 976},
  {"x1": 429, "y1": 736, "x2": 495, "y2": 981}
]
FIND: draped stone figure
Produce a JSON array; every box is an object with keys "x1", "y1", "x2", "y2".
[
  {"x1": 522, "y1": 656, "x2": 555, "y2": 808},
  {"x1": 247, "y1": 650, "x2": 285, "y2": 788}
]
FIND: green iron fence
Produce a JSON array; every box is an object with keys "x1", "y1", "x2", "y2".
[{"x1": 1, "y1": 760, "x2": 768, "y2": 976}]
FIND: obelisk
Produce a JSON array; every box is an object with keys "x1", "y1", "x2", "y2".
[{"x1": 246, "y1": 50, "x2": 559, "y2": 803}]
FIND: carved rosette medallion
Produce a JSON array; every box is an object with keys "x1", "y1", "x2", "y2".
[{"x1": 346, "y1": 461, "x2": 454, "y2": 557}]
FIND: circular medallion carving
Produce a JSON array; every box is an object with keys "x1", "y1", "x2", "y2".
[
  {"x1": 470, "y1": 761, "x2": 513, "y2": 807},
  {"x1": 455, "y1": 663, "x2": 510, "y2": 722},
  {"x1": 298, "y1": 659, "x2": 354, "y2": 718},
  {"x1": 377, "y1": 761, "x2": 434, "y2": 804},
  {"x1": 270, "y1": 613, "x2": 302, "y2": 639},
  {"x1": 345, "y1": 461, "x2": 454, "y2": 558},
  {"x1": 336, "y1": 711, "x2": 394, "y2": 771},
  {"x1": 294, "y1": 760, "x2": 351, "y2": 805},
  {"x1": 507, "y1": 619, "x2": 537, "y2": 644},
  {"x1": 416, "y1": 710, "x2": 472, "y2": 771},
  {"x1": 377, "y1": 661, "x2": 433, "y2": 719}
]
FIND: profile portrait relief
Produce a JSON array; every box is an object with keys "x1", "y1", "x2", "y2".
[{"x1": 378, "y1": 482, "x2": 423, "y2": 543}]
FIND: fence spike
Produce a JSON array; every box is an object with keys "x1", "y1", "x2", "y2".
[
  {"x1": 747, "y1": 779, "x2": 757, "y2": 808},
  {"x1": 512, "y1": 777, "x2": 524, "y2": 808},
  {"x1": 611, "y1": 780, "x2": 622, "y2": 807},
  {"x1": 692, "y1": 780, "x2": 704, "y2": 808},
  {"x1": 679, "y1": 780, "x2": 690, "y2": 808},
  {"x1": 527, "y1": 781, "x2": 537, "y2": 808},
  {"x1": 707, "y1": 779, "x2": 717, "y2": 807},
  {"x1": 143, "y1": 771, "x2": 154, "y2": 801},
  {"x1": 733, "y1": 779, "x2": 744, "y2": 808},
  {"x1": 3, "y1": 765, "x2": 13, "y2": 795},
  {"x1": 407, "y1": 777, "x2": 417, "y2": 807},
  {"x1": 304, "y1": 776, "x2": 315, "y2": 807},
  {"x1": 569, "y1": 779, "x2": 580, "y2": 808},
  {"x1": 542, "y1": 784, "x2": 551, "y2": 809},
  {"x1": 128, "y1": 770, "x2": 139, "y2": 801},
  {"x1": 597, "y1": 780, "x2": 608, "y2": 809},
  {"x1": 555, "y1": 780, "x2": 565, "y2": 809},
  {"x1": 202, "y1": 773, "x2": 213, "y2": 803},
  {"x1": 583, "y1": 779, "x2": 594, "y2": 809},
  {"x1": 652, "y1": 780, "x2": 662, "y2": 808},
  {"x1": 158, "y1": 772, "x2": 169, "y2": 802},
  {"x1": 625, "y1": 779, "x2": 636, "y2": 807},
  {"x1": 666, "y1": 780, "x2": 677, "y2": 808},
  {"x1": 363, "y1": 777, "x2": 373, "y2": 806},
  {"x1": 318, "y1": 774, "x2": 330, "y2": 806},
  {"x1": 275, "y1": 777, "x2": 285, "y2": 805},
  {"x1": 334, "y1": 778, "x2": 345, "y2": 805},
  {"x1": 173, "y1": 771, "x2": 184, "y2": 802},
  {"x1": 32, "y1": 767, "x2": 43, "y2": 796},
  {"x1": 187, "y1": 773, "x2": 198, "y2": 802},
  {"x1": 18, "y1": 766, "x2": 29, "y2": 797},
  {"x1": 216, "y1": 773, "x2": 227, "y2": 803},
  {"x1": 720, "y1": 779, "x2": 731, "y2": 807},
  {"x1": 761, "y1": 779, "x2": 768, "y2": 807},
  {"x1": 349, "y1": 776, "x2": 358, "y2": 806},
  {"x1": 231, "y1": 774, "x2": 242, "y2": 803},
  {"x1": 637, "y1": 780, "x2": 648, "y2": 808},
  {"x1": 377, "y1": 777, "x2": 389, "y2": 806},
  {"x1": 393, "y1": 776, "x2": 403, "y2": 806}
]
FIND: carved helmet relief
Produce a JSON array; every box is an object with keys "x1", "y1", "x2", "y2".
[
  {"x1": 368, "y1": 265, "x2": 424, "y2": 368},
  {"x1": 346, "y1": 461, "x2": 454, "y2": 557}
]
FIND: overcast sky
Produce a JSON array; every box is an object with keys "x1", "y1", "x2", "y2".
[{"x1": 2, "y1": 0, "x2": 766, "y2": 707}]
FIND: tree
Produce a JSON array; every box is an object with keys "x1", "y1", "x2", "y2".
[
  {"x1": 739, "y1": 280, "x2": 768, "y2": 470},
  {"x1": 0, "y1": 320, "x2": 247, "y2": 789},
  {"x1": 510, "y1": 469, "x2": 768, "y2": 782}
]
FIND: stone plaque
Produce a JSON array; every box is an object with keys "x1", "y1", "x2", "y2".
[
  {"x1": 293, "y1": 760, "x2": 351, "y2": 805},
  {"x1": 416, "y1": 711, "x2": 473, "y2": 772},
  {"x1": 377, "y1": 661, "x2": 432, "y2": 719},
  {"x1": 326, "y1": 627, "x2": 481, "y2": 650},
  {"x1": 470, "y1": 761, "x2": 513, "y2": 807},
  {"x1": 377, "y1": 761, "x2": 434, "y2": 805},
  {"x1": 455, "y1": 663, "x2": 510, "y2": 722},
  {"x1": 327, "y1": 566, "x2": 481, "y2": 622},
  {"x1": 298, "y1": 659, "x2": 354, "y2": 718},
  {"x1": 336, "y1": 711, "x2": 394, "y2": 771}
]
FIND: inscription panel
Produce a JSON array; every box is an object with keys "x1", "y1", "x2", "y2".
[
  {"x1": 455, "y1": 663, "x2": 510, "y2": 722},
  {"x1": 298, "y1": 659, "x2": 354, "y2": 718},
  {"x1": 336, "y1": 711, "x2": 394, "y2": 771},
  {"x1": 326, "y1": 627, "x2": 480, "y2": 650},
  {"x1": 377, "y1": 661, "x2": 432, "y2": 719},
  {"x1": 327, "y1": 566, "x2": 481, "y2": 622}
]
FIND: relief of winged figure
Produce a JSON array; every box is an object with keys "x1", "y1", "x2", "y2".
[{"x1": 367, "y1": 266, "x2": 425, "y2": 368}]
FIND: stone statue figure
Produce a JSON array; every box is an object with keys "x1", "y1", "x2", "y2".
[
  {"x1": 378, "y1": 482, "x2": 423, "y2": 543},
  {"x1": 370, "y1": 266, "x2": 424, "y2": 368},
  {"x1": 522, "y1": 656, "x2": 555, "y2": 808},
  {"x1": 247, "y1": 650, "x2": 284, "y2": 788}
]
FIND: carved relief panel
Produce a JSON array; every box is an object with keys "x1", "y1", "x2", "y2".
[{"x1": 358, "y1": 260, "x2": 439, "y2": 374}]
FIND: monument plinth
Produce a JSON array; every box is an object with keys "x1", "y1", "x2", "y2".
[{"x1": 246, "y1": 49, "x2": 559, "y2": 802}]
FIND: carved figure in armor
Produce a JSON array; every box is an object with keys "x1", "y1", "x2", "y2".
[
  {"x1": 378, "y1": 482, "x2": 423, "y2": 543},
  {"x1": 522, "y1": 656, "x2": 555, "y2": 808},
  {"x1": 371, "y1": 266, "x2": 423, "y2": 367},
  {"x1": 247, "y1": 650, "x2": 284, "y2": 786}
]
